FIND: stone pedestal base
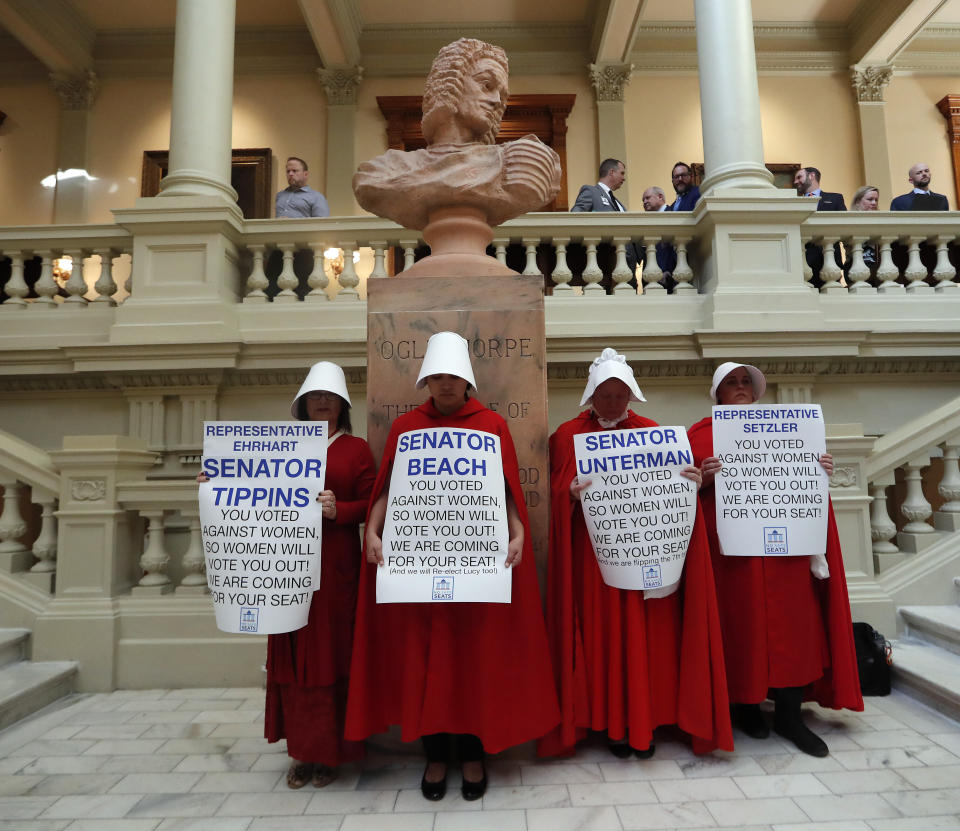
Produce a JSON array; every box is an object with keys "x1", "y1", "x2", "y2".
[
  {"x1": 934, "y1": 511, "x2": 960, "y2": 532},
  {"x1": 0, "y1": 550, "x2": 34, "y2": 573},
  {"x1": 896, "y1": 530, "x2": 939, "y2": 554},
  {"x1": 873, "y1": 550, "x2": 906, "y2": 574},
  {"x1": 175, "y1": 584, "x2": 210, "y2": 596},
  {"x1": 367, "y1": 274, "x2": 549, "y2": 574},
  {"x1": 22, "y1": 571, "x2": 55, "y2": 593},
  {"x1": 131, "y1": 583, "x2": 175, "y2": 597}
]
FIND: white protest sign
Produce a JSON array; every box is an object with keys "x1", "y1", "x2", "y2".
[
  {"x1": 199, "y1": 421, "x2": 327, "y2": 634},
  {"x1": 377, "y1": 428, "x2": 511, "y2": 604},
  {"x1": 573, "y1": 426, "x2": 697, "y2": 591},
  {"x1": 712, "y1": 404, "x2": 828, "y2": 557}
]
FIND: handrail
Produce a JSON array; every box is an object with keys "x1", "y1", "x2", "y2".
[
  {"x1": 865, "y1": 393, "x2": 960, "y2": 480},
  {"x1": 0, "y1": 428, "x2": 59, "y2": 499}
]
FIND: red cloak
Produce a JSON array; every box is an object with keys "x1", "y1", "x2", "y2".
[
  {"x1": 539, "y1": 410, "x2": 733, "y2": 757},
  {"x1": 345, "y1": 397, "x2": 560, "y2": 753},
  {"x1": 265, "y1": 433, "x2": 377, "y2": 764},
  {"x1": 688, "y1": 417, "x2": 862, "y2": 711}
]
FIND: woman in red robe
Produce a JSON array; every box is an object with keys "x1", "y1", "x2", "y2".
[
  {"x1": 688, "y1": 362, "x2": 863, "y2": 757},
  {"x1": 263, "y1": 362, "x2": 376, "y2": 788},
  {"x1": 346, "y1": 332, "x2": 559, "y2": 802},
  {"x1": 540, "y1": 348, "x2": 732, "y2": 759}
]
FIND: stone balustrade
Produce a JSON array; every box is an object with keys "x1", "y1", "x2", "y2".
[{"x1": 0, "y1": 225, "x2": 133, "y2": 307}]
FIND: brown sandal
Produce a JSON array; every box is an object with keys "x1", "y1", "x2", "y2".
[
  {"x1": 312, "y1": 764, "x2": 337, "y2": 788},
  {"x1": 286, "y1": 761, "x2": 313, "y2": 789}
]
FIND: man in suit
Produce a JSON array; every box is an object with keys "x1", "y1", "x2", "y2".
[
  {"x1": 793, "y1": 166, "x2": 845, "y2": 211},
  {"x1": 572, "y1": 158, "x2": 641, "y2": 277},
  {"x1": 795, "y1": 166, "x2": 844, "y2": 278},
  {"x1": 890, "y1": 163, "x2": 950, "y2": 210},
  {"x1": 669, "y1": 162, "x2": 701, "y2": 211},
  {"x1": 641, "y1": 186, "x2": 677, "y2": 290}
]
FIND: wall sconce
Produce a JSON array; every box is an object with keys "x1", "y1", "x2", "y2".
[{"x1": 52, "y1": 256, "x2": 73, "y2": 288}]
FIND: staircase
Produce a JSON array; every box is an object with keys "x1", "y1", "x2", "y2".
[
  {"x1": 0, "y1": 628, "x2": 78, "y2": 730},
  {"x1": 892, "y1": 577, "x2": 960, "y2": 722}
]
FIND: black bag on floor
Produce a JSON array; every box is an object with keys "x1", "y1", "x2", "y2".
[{"x1": 852, "y1": 622, "x2": 892, "y2": 696}]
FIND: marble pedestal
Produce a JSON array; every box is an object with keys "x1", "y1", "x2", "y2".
[{"x1": 366, "y1": 274, "x2": 549, "y2": 574}]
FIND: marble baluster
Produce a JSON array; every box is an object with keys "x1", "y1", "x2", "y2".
[
  {"x1": 136, "y1": 510, "x2": 172, "y2": 590},
  {"x1": 875, "y1": 238, "x2": 903, "y2": 294},
  {"x1": 63, "y1": 250, "x2": 89, "y2": 304},
  {"x1": 522, "y1": 239, "x2": 541, "y2": 276},
  {"x1": 244, "y1": 244, "x2": 269, "y2": 302},
  {"x1": 493, "y1": 238, "x2": 508, "y2": 267},
  {"x1": 30, "y1": 496, "x2": 58, "y2": 573},
  {"x1": 900, "y1": 458, "x2": 934, "y2": 533},
  {"x1": 369, "y1": 242, "x2": 389, "y2": 279},
  {"x1": 846, "y1": 237, "x2": 874, "y2": 294},
  {"x1": 801, "y1": 235, "x2": 815, "y2": 290},
  {"x1": 903, "y1": 237, "x2": 931, "y2": 294},
  {"x1": 0, "y1": 480, "x2": 30, "y2": 572},
  {"x1": 610, "y1": 238, "x2": 633, "y2": 293},
  {"x1": 400, "y1": 240, "x2": 417, "y2": 272},
  {"x1": 551, "y1": 239, "x2": 573, "y2": 292},
  {"x1": 337, "y1": 244, "x2": 359, "y2": 299},
  {"x1": 93, "y1": 249, "x2": 118, "y2": 304},
  {"x1": 582, "y1": 240, "x2": 604, "y2": 293},
  {"x1": 932, "y1": 236, "x2": 957, "y2": 292},
  {"x1": 673, "y1": 237, "x2": 694, "y2": 293},
  {"x1": 935, "y1": 440, "x2": 960, "y2": 533},
  {"x1": 818, "y1": 237, "x2": 844, "y2": 292},
  {"x1": 274, "y1": 244, "x2": 298, "y2": 302},
  {"x1": 1, "y1": 252, "x2": 28, "y2": 308},
  {"x1": 641, "y1": 235, "x2": 664, "y2": 294},
  {"x1": 122, "y1": 249, "x2": 133, "y2": 296},
  {"x1": 178, "y1": 512, "x2": 207, "y2": 592},
  {"x1": 32, "y1": 251, "x2": 59, "y2": 307},
  {"x1": 869, "y1": 480, "x2": 900, "y2": 571},
  {"x1": 306, "y1": 244, "x2": 329, "y2": 300}
]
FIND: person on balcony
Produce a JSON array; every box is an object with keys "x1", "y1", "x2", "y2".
[
  {"x1": 668, "y1": 162, "x2": 701, "y2": 211},
  {"x1": 346, "y1": 332, "x2": 559, "y2": 802},
  {"x1": 688, "y1": 363, "x2": 863, "y2": 758},
  {"x1": 642, "y1": 185, "x2": 677, "y2": 290},
  {"x1": 849, "y1": 185, "x2": 880, "y2": 272},
  {"x1": 795, "y1": 166, "x2": 845, "y2": 277},
  {"x1": 263, "y1": 362, "x2": 375, "y2": 788},
  {"x1": 275, "y1": 157, "x2": 330, "y2": 218},
  {"x1": 539, "y1": 348, "x2": 732, "y2": 760},
  {"x1": 890, "y1": 163, "x2": 950, "y2": 211},
  {"x1": 572, "y1": 158, "x2": 641, "y2": 285}
]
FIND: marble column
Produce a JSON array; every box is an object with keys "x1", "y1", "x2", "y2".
[
  {"x1": 160, "y1": 0, "x2": 237, "y2": 201},
  {"x1": 49, "y1": 70, "x2": 99, "y2": 224},
  {"x1": 317, "y1": 66, "x2": 363, "y2": 215},
  {"x1": 693, "y1": 0, "x2": 773, "y2": 194},
  {"x1": 588, "y1": 63, "x2": 632, "y2": 172},
  {"x1": 851, "y1": 66, "x2": 893, "y2": 201}
]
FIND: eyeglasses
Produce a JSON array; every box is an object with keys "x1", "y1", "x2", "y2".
[
  {"x1": 672, "y1": 171, "x2": 691, "y2": 180},
  {"x1": 305, "y1": 392, "x2": 338, "y2": 402}
]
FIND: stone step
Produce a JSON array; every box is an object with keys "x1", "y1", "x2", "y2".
[
  {"x1": 890, "y1": 638, "x2": 960, "y2": 723},
  {"x1": 899, "y1": 605, "x2": 960, "y2": 657},
  {"x1": 0, "y1": 629, "x2": 29, "y2": 669},
  {"x1": 0, "y1": 659, "x2": 78, "y2": 731}
]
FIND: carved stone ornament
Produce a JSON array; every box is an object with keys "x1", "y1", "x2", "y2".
[
  {"x1": 588, "y1": 63, "x2": 633, "y2": 103},
  {"x1": 353, "y1": 38, "x2": 561, "y2": 277},
  {"x1": 50, "y1": 69, "x2": 100, "y2": 110},
  {"x1": 830, "y1": 466, "x2": 858, "y2": 488},
  {"x1": 317, "y1": 65, "x2": 364, "y2": 105},
  {"x1": 71, "y1": 479, "x2": 106, "y2": 502},
  {"x1": 850, "y1": 66, "x2": 892, "y2": 103}
]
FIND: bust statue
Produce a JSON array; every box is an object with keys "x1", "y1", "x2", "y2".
[{"x1": 354, "y1": 38, "x2": 562, "y2": 276}]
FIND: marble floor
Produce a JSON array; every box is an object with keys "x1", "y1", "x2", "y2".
[{"x1": 0, "y1": 688, "x2": 958, "y2": 831}]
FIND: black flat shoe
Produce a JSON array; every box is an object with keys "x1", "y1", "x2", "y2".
[
  {"x1": 733, "y1": 703, "x2": 770, "y2": 740},
  {"x1": 608, "y1": 742, "x2": 632, "y2": 759},
  {"x1": 774, "y1": 721, "x2": 829, "y2": 757},
  {"x1": 634, "y1": 744, "x2": 655, "y2": 759},
  {"x1": 420, "y1": 770, "x2": 447, "y2": 801},
  {"x1": 461, "y1": 767, "x2": 487, "y2": 801}
]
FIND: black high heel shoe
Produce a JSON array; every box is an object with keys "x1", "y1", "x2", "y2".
[
  {"x1": 420, "y1": 765, "x2": 447, "y2": 801},
  {"x1": 461, "y1": 761, "x2": 487, "y2": 801}
]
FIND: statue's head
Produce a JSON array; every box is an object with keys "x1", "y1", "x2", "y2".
[{"x1": 422, "y1": 38, "x2": 509, "y2": 146}]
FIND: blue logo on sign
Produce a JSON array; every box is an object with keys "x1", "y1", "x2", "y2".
[
  {"x1": 432, "y1": 576, "x2": 454, "y2": 600},
  {"x1": 642, "y1": 564, "x2": 662, "y2": 588},
  {"x1": 239, "y1": 607, "x2": 259, "y2": 632},
  {"x1": 764, "y1": 526, "x2": 788, "y2": 554}
]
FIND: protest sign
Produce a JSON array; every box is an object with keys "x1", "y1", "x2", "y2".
[
  {"x1": 712, "y1": 404, "x2": 828, "y2": 557},
  {"x1": 199, "y1": 421, "x2": 327, "y2": 634},
  {"x1": 574, "y1": 426, "x2": 697, "y2": 592},
  {"x1": 377, "y1": 427, "x2": 511, "y2": 604}
]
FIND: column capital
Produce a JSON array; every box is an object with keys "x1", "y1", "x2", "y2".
[
  {"x1": 850, "y1": 65, "x2": 892, "y2": 103},
  {"x1": 317, "y1": 65, "x2": 364, "y2": 105},
  {"x1": 50, "y1": 69, "x2": 99, "y2": 110},
  {"x1": 588, "y1": 63, "x2": 633, "y2": 103}
]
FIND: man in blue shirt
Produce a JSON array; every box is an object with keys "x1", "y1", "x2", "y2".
[
  {"x1": 668, "y1": 162, "x2": 701, "y2": 211},
  {"x1": 275, "y1": 157, "x2": 330, "y2": 218}
]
